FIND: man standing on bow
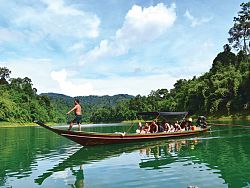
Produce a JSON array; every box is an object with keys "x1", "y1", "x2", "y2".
[{"x1": 67, "y1": 98, "x2": 82, "y2": 131}]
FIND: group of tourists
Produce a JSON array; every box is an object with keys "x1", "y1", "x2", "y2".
[{"x1": 136, "y1": 116, "x2": 207, "y2": 134}]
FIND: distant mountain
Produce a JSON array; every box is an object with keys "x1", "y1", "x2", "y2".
[
  {"x1": 39, "y1": 93, "x2": 134, "y2": 122},
  {"x1": 40, "y1": 93, "x2": 72, "y2": 105},
  {"x1": 40, "y1": 93, "x2": 134, "y2": 107}
]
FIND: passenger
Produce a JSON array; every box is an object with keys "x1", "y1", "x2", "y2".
[
  {"x1": 201, "y1": 116, "x2": 207, "y2": 128},
  {"x1": 163, "y1": 121, "x2": 171, "y2": 132},
  {"x1": 180, "y1": 120, "x2": 188, "y2": 131},
  {"x1": 150, "y1": 121, "x2": 158, "y2": 133},
  {"x1": 143, "y1": 122, "x2": 150, "y2": 133},
  {"x1": 169, "y1": 124, "x2": 175, "y2": 132},
  {"x1": 178, "y1": 121, "x2": 186, "y2": 131},
  {"x1": 187, "y1": 117, "x2": 193, "y2": 130},
  {"x1": 196, "y1": 117, "x2": 202, "y2": 127},
  {"x1": 158, "y1": 121, "x2": 164, "y2": 132},
  {"x1": 196, "y1": 116, "x2": 207, "y2": 128},
  {"x1": 174, "y1": 121, "x2": 181, "y2": 132},
  {"x1": 136, "y1": 122, "x2": 143, "y2": 134}
]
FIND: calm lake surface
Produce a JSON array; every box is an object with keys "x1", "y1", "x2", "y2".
[{"x1": 0, "y1": 121, "x2": 250, "y2": 188}]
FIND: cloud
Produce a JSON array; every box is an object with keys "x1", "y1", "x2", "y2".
[
  {"x1": 0, "y1": 58, "x2": 57, "y2": 93},
  {"x1": 168, "y1": 39, "x2": 215, "y2": 77},
  {"x1": 0, "y1": 28, "x2": 23, "y2": 44},
  {"x1": 13, "y1": 0, "x2": 100, "y2": 40},
  {"x1": 0, "y1": 0, "x2": 100, "y2": 53},
  {"x1": 67, "y1": 42, "x2": 85, "y2": 52},
  {"x1": 2, "y1": 57, "x2": 179, "y2": 97},
  {"x1": 184, "y1": 10, "x2": 212, "y2": 27},
  {"x1": 0, "y1": 58, "x2": 95, "y2": 96},
  {"x1": 80, "y1": 3, "x2": 176, "y2": 65},
  {"x1": 49, "y1": 67, "x2": 182, "y2": 96},
  {"x1": 81, "y1": 74, "x2": 179, "y2": 96},
  {"x1": 51, "y1": 69, "x2": 93, "y2": 96}
]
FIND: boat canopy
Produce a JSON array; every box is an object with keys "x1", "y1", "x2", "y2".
[{"x1": 137, "y1": 112, "x2": 188, "y2": 118}]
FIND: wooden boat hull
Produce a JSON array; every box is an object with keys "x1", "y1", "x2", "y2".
[{"x1": 34, "y1": 120, "x2": 210, "y2": 146}]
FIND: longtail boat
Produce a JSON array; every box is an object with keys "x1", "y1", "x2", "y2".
[{"x1": 34, "y1": 112, "x2": 210, "y2": 146}]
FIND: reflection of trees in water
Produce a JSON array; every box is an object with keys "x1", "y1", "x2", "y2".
[
  {"x1": 139, "y1": 139, "x2": 199, "y2": 158},
  {"x1": 35, "y1": 133, "x2": 250, "y2": 188},
  {"x1": 139, "y1": 140, "x2": 200, "y2": 169},
  {"x1": 139, "y1": 133, "x2": 250, "y2": 188},
  {"x1": 0, "y1": 127, "x2": 72, "y2": 186},
  {"x1": 35, "y1": 139, "x2": 197, "y2": 186},
  {"x1": 36, "y1": 163, "x2": 85, "y2": 188},
  {"x1": 188, "y1": 131, "x2": 250, "y2": 188},
  {"x1": 2, "y1": 125, "x2": 250, "y2": 188},
  {"x1": 140, "y1": 127, "x2": 250, "y2": 188}
]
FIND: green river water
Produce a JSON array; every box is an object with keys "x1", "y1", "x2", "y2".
[{"x1": 0, "y1": 120, "x2": 250, "y2": 188}]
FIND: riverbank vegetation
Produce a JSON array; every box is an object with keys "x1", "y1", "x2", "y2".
[
  {"x1": 0, "y1": 68, "x2": 61, "y2": 123},
  {"x1": 0, "y1": 2, "x2": 249, "y2": 125},
  {"x1": 89, "y1": 46, "x2": 250, "y2": 122}
]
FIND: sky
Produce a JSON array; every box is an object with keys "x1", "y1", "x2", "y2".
[{"x1": 0, "y1": 0, "x2": 243, "y2": 96}]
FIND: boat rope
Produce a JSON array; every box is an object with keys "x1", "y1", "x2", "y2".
[
  {"x1": 126, "y1": 122, "x2": 135, "y2": 133},
  {"x1": 179, "y1": 113, "x2": 188, "y2": 127}
]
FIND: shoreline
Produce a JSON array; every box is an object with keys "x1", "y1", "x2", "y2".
[
  {"x1": 122, "y1": 116, "x2": 250, "y2": 124},
  {"x1": 207, "y1": 115, "x2": 250, "y2": 121},
  {"x1": 0, "y1": 122, "x2": 58, "y2": 128},
  {"x1": 1, "y1": 115, "x2": 249, "y2": 128}
]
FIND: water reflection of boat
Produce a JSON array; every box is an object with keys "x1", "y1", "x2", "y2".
[
  {"x1": 34, "y1": 112, "x2": 210, "y2": 146},
  {"x1": 35, "y1": 139, "x2": 200, "y2": 186},
  {"x1": 139, "y1": 140, "x2": 198, "y2": 169}
]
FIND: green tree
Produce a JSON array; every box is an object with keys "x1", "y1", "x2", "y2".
[
  {"x1": 228, "y1": 2, "x2": 250, "y2": 54},
  {"x1": 211, "y1": 45, "x2": 237, "y2": 72},
  {"x1": 0, "y1": 67, "x2": 11, "y2": 85}
]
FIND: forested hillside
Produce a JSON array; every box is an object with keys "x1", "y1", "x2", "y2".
[
  {"x1": 0, "y1": 67, "x2": 58, "y2": 123},
  {"x1": 41, "y1": 93, "x2": 134, "y2": 107},
  {"x1": 40, "y1": 93, "x2": 134, "y2": 122},
  {"x1": 89, "y1": 49, "x2": 249, "y2": 122}
]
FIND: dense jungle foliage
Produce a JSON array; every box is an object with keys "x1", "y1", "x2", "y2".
[
  {"x1": 0, "y1": 69, "x2": 57, "y2": 123},
  {"x1": 88, "y1": 50, "x2": 250, "y2": 122},
  {"x1": 0, "y1": 2, "x2": 249, "y2": 124}
]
